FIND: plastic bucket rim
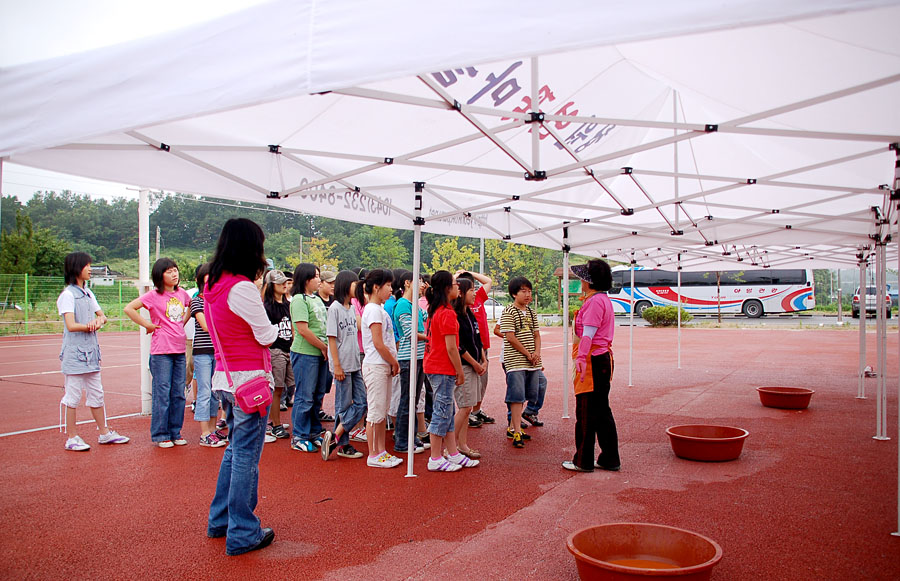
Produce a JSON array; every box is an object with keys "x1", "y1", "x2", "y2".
[
  {"x1": 756, "y1": 386, "x2": 816, "y2": 395},
  {"x1": 566, "y1": 522, "x2": 724, "y2": 575},
  {"x1": 665, "y1": 424, "x2": 749, "y2": 443}
]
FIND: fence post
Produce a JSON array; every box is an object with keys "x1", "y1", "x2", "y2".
[
  {"x1": 24, "y1": 273, "x2": 28, "y2": 334},
  {"x1": 118, "y1": 280, "x2": 123, "y2": 331}
]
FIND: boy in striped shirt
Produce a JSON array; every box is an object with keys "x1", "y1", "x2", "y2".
[{"x1": 499, "y1": 277, "x2": 542, "y2": 448}]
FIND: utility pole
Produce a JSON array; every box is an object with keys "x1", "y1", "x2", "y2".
[{"x1": 155, "y1": 226, "x2": 160, "y2": 260}]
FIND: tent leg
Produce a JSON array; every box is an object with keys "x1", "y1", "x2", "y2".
[
  {"x1": 875, "y1": 241, "x2": 889, "y2": 440},
  {"x1": 562, "y1": 225, "x2": 570, "y2": 419},
  {"x1": 139, "y1": 188, "x2": 152, "y2": 415},
  {"x1": 406, "y1": 184, "x2": 425, "y2": 478},
  {"x1": 857, "y1": 260, "x2": 867, "y2": 399},
  {"x1": 894, "y1": 148, "x2": 900, "y2": 536},
  {"x1": 628, "y1": 254, "x2": 634, "y2": 387},
  {"x1": 677, "y1": 254, "x2": 682, "y2": 370}
]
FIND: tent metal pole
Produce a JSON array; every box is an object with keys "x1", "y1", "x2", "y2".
[
  {"x1": 531, "y1": 57, "x2": 540, "y2": 173},
  {"x1": 894, "y1": 144, "x2": 900, "y2": 536},
  {"x1": 628, "y1": 253, "x2": 635, "y2": 387},
  {"x1": 858, "y1": 260, "x2": 867, "y2": 399},
  {"x1": 677, "y1": 254, "x2": 682, "y2": 370},
  {"x1": 139, "y1": 188, "x2": 152, "y2": 415},
  {"x1": 480, "y1": 238, "x2": 484, "y2": 274},
  {"x1": 875, "y1": 241, "x2": 889, "y2": 440},
  {"x1": 406, "y1": 184, "x2": 425, "y2": 478},
  {"x1": 562, "y1": 225, "x2": 570, "y2": 419},
  {"x1": 673, "y1": 90, "x2": 680, "y2": 234}
]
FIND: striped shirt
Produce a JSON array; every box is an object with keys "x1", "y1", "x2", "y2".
[
  {"x1": 190, "y1": 295, "x2": 214, "y2": 355},
  {"x1": 499, "y1": 304, "x2": 540, "y2": 371}
]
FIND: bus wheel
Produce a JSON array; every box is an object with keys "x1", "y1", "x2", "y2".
[
  {"x1": 634, "y1": 301, "x2": 652, "y2": 318},
  {"x1": 742, "y1": 300, "x2": 763, "y2": 318}
]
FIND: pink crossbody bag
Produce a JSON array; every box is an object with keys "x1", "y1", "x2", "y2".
[{"x1": 205, "y1": 304, "x2": 272, "y2": 415}]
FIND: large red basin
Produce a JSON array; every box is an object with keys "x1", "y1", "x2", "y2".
[
  {"x1": 666, "y1": 425, "x2": 748, "y2": 462},
  {"x1": 757, "y1": 386, "x2": 815, "y2": 409},
  {"x1": 567, "y1": 523, "x2": 723, "y2": 580}
]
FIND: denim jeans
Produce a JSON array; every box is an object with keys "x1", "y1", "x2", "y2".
[
  {"x1": 192, "y1": 353, "x2": 218, "y2": 422},
  {"x1": 207, "y1": 390, "x2": 269, "y2": 554},
  {"x1": 426, "y1": 373, "x2": 456, "y2": 437},
  {"x1": 394, "y1": 359, "x2": 424, "y2": 450},
  {"x1": 524, "y1": 370, "x2": 548, "y2": 416},
  {"x1": 291, "y1": 352, "x2": 328, "y2": 441},
  {"x1": 333, "y1": 369, "x2": 367, "y2": 446},
  {"x1": 149, "y1": 353, "x2": 186, "y2": 442}
]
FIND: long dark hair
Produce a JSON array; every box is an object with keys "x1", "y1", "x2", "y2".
[
  {"x1": 208, "y1": 218, "x2": 267, "y2": 290},
  {"x1": 426, "y1": 270, "x2": 454, "y2": 318},
  {"x1": 333, "y1": 270, "x2": 357, "y2": 306},
  {"x1": 452, "y1": 278, "x2": 474, "y2": 317},
  {"x1": 363, "y1": 268, "x2": 394, "y2": 297},
  {"x1": 151, "y1": 257, "x2": 179, "y2": 293},
  {"x1": 391, "y1": 269, "x2": 408, "y2": 299},
  {"x1": 194, "y1": 263, "x2": 210, "y2": 296},
  {"x1": 291, "y1": 263, "x2": 319, "y2": 297},
  {"x1": 63, "y1": 252, "x2": 92, "y2": 287}
]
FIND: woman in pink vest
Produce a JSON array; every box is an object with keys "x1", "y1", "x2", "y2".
[{"x1": 204, "y1": 218, "x2": 278, "y2": 556}]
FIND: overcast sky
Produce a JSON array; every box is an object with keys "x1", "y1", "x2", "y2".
[{"x1": 1, "y1": 0, "x2": 268, "y2": 201}]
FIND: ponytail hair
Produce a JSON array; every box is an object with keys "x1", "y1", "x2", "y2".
[
  {"x1": 363, "y1": 268, "x2": 394, "y2": 296},
  {"x1": 427, "y1": 270, "x2": 454, "y2": 318}
]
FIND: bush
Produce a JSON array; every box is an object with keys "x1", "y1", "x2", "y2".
[{"x1": 642, "y1": 306, "x2": 693, "y2": 327}]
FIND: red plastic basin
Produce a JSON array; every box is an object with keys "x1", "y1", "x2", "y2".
[
  {"x1": 567, "y1": 523, "x2": 723, "y2": 580},
  {"x1": 757, "y1": 386, "x2": 815, "y2": 409},
  {"x1": 666, "y1": 425, "x2": 748, "y2": 462}
]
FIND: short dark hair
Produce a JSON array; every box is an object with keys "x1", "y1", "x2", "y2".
[
  {"x1": 333, "y1": 270, "x2": 358, "y2": 306},
  {"x1": 63, "y1": 252, "x2": 92, "y2": 286},
  {"x1": 151, "y1": 257, "x2": 179, "y2": 293},
  {"x1": 508, "y1": 276, "x2": 532, "y2": 298},
  {"x1": 456, "y1": 271, "x2": 474, "y2": 283},
  {"x1": 291, "y1": 263, "x2": 319, "y2": 296},
  {"x1": 195, "y1": 263, "x2": 210, "y2": 295},
  {"x1": 363, "y1": 268, "x2": 394, "y2": 296},
  {"x1": 208, "y1": 218, "x2": 267, "y2": 290},
  {"x1": 588, "y1": 259, "x2": 613, "y2": 292},
  {"x1": 453, "y1": 277, "x2": 474, "y2": 316}
]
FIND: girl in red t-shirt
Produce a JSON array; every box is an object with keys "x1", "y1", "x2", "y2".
[{"x1": 423, "y1": 271, "x2": 479, "y2": 472}]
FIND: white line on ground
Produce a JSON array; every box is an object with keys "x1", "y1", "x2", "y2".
[
  {"x1": 0, "y1": 363, "x2": 140, "y2": 379},
  {"x1": 0, "y1": 412, "x2": 144, "y2": 438}
]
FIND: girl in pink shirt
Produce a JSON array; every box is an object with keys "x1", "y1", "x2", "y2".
[{"x1": 124, "y1": 258, "x2": 191, "y2": 447}]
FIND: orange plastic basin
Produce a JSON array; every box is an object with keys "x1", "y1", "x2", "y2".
[
  {"x1": 666, "y1": 425, "x2": 748, "y2": 462},
  {"x1": 757, "y1": 386, "x2": 815, "y2": 409},
  {"x1": 567, "y1": 523, "x2": 723, "y2": 580}
]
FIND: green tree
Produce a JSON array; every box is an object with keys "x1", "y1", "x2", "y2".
[
  {"x1": 362, "y1": 227, "x2": 408, "y2": 269},
  {"x1": 429, "y1": 237, "x2": 479, "y2": 272},
  {"x1": 1, "y1": 195, "x2": 24, "y2": 234},
  {"x1": 0, "y1": 210, "x2": 70, "y2": 275}
]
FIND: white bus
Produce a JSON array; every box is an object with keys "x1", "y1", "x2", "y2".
[{"x1": 609, "y1": 267, "x2": 815, "y2": 318}]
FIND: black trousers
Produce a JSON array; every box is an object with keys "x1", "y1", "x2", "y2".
[{"x1": 572, "y1": 352, "x2": 620, "y2": 470}]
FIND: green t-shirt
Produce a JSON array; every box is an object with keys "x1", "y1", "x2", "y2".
[{"x1": 290, "y1": 293, "x2": 328, "y2": 356}]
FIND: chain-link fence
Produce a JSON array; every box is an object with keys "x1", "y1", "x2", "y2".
[{"x1": 0, "y1": 275, "x2": 145, "y2": 336}]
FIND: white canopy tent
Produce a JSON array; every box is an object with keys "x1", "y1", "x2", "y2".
[{"x1": 2, "y1": 0, "x2": 899, "y2": 524}]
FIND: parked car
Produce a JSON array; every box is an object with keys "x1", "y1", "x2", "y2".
[
  {"x1": 851, "y1": 286, "x2": 891, "y2": 318},
  {"x1": 481, "y1": 298, "x2": 506, "y2": 320}
]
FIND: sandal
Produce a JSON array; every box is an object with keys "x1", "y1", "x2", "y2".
[{"x1": 459, "y1": 448, "x2": 482, "y2": 459}]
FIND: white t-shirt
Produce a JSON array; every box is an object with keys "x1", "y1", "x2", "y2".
[
  {"x1": 361, "y1": 302, "x2": 397, "y2": 365},
  {"x1": 57, "y1": 285, "x2": 101, "y2": 316},
  {"x1": 185, "y1": 287, "x2": 199, "y2": 340}
]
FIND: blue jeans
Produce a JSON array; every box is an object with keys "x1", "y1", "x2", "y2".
[
  {"x1": 150, "y1": 353, "x2": 186, "y2": 442},
  {"x1": 291, "y1": 352, "x2": 328, "y2": 441},
  {"x1": 427, "y1": 373, "x2": 456, "y2": 437},
  {"x1": 192, "y1": 353, "x2": 218, "y2": 422},
  {"x1": 207, "y1": 391, "x2": 269, "y2": 555},
  {"x1": 395, "y1": 359, "x2": 424, "y2": 450},
  {"x1": 504, "y1": 368, "x2": 539, "y2": 404},
  {"x1": 333, "y1": 369, "x2": 367, "y2": 446},
  {"x1": 525, "y1": 370, "x2": 548, "y2": 416}
]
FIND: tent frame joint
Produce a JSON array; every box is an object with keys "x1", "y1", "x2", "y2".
[
  {"x1": 268, "y1": 145, "x2": 281, "y2": 154},
  {"x1": 524, "y1": 171, "x2": 546, "y2": 181},
  {"x1": 705, "y1": 124, "x2": 718, "y2": 132},
  {"x1": 525, "y1": 112, "x2": 545, "y2": 124},
  {"x1": 267, "y1": 191, "x2": 281, "y2": 199},
  {"x1": 620, "y1": 208, "x2": 634, "y2": 216}
]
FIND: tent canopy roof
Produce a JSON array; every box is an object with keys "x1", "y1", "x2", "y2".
[{"x1": 2, "y1": 0, "x2": 899, "y2": 270}]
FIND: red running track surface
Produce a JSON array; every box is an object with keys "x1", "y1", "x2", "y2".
[{"x1": 0, "y1": 327, "x2": 897, "y2": 579}]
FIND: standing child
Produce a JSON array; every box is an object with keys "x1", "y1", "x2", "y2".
[
  {"x1": 263, "y1": 269, "x2": 293, "y2": 441},
  {"x1": 190, "y1": 263, "x2": 226, "y2": 447},
  {"x1": 57, "y1": 252, "x2": 129, "y2": 451},
  {"x1": 452, "y1": 277, "x2": 485, "y2": 459},
  {"x1": 392, "y1": 271, "x2": 427, "y2": 455},
  {"x1": 124, "y1": 257, "x2": 191, "y2": 447},
  {"x1": 456, "y1": 271, "x2": 495, "y2": 427},
  {"x1": 360, "y1": 269, "x2": 402, "y2": 468},
  {"x1": 289, "y1": 264, "x2": 329, "y2": 452},
  {"x1": 423, "y1": 271, "x2": 479, "y2": 471},
  {"x1": 499, "y1": 276, "x2": 541, "y2": 449},
  {"x1": 321, "y1": 270, "x2": 367, "y2": 460}
]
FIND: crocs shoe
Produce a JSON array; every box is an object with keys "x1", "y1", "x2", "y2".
[
  {"x1": 65, "y1": 435, "x2": 91, "y2": 451},
  {"x1": 98, "y1": 430, "x2": 129, "y2": 445}
]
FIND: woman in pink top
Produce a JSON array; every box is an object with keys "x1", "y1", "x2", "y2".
[
  {"x1": 124, "y1": 258, "x2": 191, "y2": 448},
  {"x1": 563, "y1": 259, "x2": 620, "y2": 473}
]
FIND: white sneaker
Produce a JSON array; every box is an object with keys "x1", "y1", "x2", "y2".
[
  {"x1": 350, "y1": 427, "x2": 367, "y2": 442},
  {"x1": 158, "y1": 440, "x2": 175, "y2": 448},
  {"x1": 264, "y1": 433, "x2": 277, "y2": 443},
  {"x1": 367, "y1": 452, "x2": 399, "y2": 468},
  {"x1": 445, "y1": 452, "x2": 479, "y2": 468},
  {"x1": 427, "y1": 456, "x2": 462, "y2": 472},
  {"x1": 383, "y1": 453, "x2": 404, "y2": 467},
  {"x1": 173, "y1": 438, "x2": 188, "y2": 446},
  {"x1": 65, "y1": 435, "x2": 90, "y2": 451},
  {"x1": 98, "y1": 430, "x2": 129, "y2": 445}
]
